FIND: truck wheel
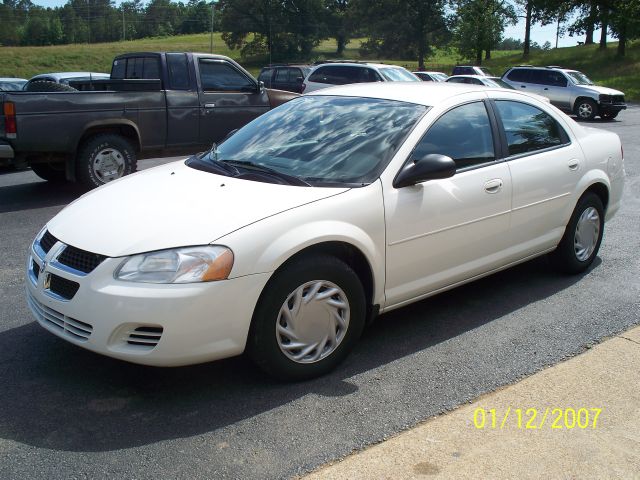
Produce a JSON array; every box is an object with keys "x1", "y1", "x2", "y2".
[
  {"x1": 30, "y1": 162, "x2": 67, "y2": 183},
  {"x1": 76, "y1": 134, "x2": 136, "y2": 189},
  {"x1": 574, "y1": 98, "x2": 598, "y2": 121},
  {"x1": 25, "y1": 81, "x2": 77, "y2": 93}
]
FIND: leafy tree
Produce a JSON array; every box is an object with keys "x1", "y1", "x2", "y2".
[
  {"x1": 453, "y1": 0, "x2": 516, "y2": 63},
  {"x1": 351, "y1": 0, "x2": 449, "y2": 70}
]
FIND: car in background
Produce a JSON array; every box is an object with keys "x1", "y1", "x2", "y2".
[
  {"x1": 413, "y1": 71, "x2": 449, "y2": 82},
  {"x1": 302, "y1": 61, "x2": 419, "y2": 93},
  {"x1": 258, "y1": 65, "x2": 311, "y2": 93},
  {"x1": 0, "y1": 78, "x2": 27, "y2": 91},
  {"x1": 26, "y1": 83, "x2": 624, "y2": 380},
  {"x1": 501, "y1": 65, "x2": 626, "y2": 121},
  {"x1": 446, "y1": 75, "x2": 551, "y2": 104},
  {"x1": 451, "y1": 65, "x2": 494, "y2": 76},
  {"x1": 24, "y1": 72, "x2": 110, "y2": 92}
]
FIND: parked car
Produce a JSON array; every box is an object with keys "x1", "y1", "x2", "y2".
[
  {"x1": 447, "y1": 75, "x2": 515, "y2": 89},
  {"x1": 451, "y1": 65, "x2": 494, "y2": 76},
  {"x1": 258, "y1": 64, "x2": 312, "y2": 93},
  {"x1": 26, "y1": 83, "x2": 624, "y2": 380},
  {"x1": 23, "y1": 72, "x2": 110, "y2": 92},
  {"x1": 0, "y1": 78, "x2": 27, "y2": 91},
  {"x1": 501, "y1": 66, "x2": 626, "y2": 121},
  {"x1": 1, "y1": 52, "x2": 298, "y2": 188},
  {"x1": 302, "y1": 61, "x2": 419, "y2": 92},
  {"x1": 413, "y1": 71, "x2": 449, "y2": 82}
]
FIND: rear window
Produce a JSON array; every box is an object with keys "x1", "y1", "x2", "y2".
[
  {"x1": 308, "y1": 66, "x2": 362, "y2": 85},
  {"x1": 112, "y1": 56, "x2": 161, "y2": 80},
  {"x1": 506, "y1": 69, "x2": 530, "y2": 82}
]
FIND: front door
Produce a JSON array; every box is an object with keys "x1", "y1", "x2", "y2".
[
  {"x1": 383, "y1": 101, "x2": 513, "y2": 308},
  {"x1": 197, "y1": 59, "x2": 270, "y2": 146}
]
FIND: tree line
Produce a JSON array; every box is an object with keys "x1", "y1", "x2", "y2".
[{"x1": 1, "y1": 0, "x2": 638, "y2": 64}]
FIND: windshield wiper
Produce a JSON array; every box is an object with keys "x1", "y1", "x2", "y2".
[{"x1": 221, "y1": 160, "x2": 311, "y2": 186}]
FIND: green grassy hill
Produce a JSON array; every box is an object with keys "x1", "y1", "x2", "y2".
[{"x1": 0, "y1": 34, "x2": 637, "y2": 100}]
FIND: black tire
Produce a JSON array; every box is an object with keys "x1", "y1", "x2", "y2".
[
  {"x1": 247, "y1": 255, "x2": 366, "y2": 381},
  {"x1": 24, "y1": 81, "x2": 77, "y2": 93},
  {"x1": 574, "y1": 98, "x2": 598, "y2": 121},
  {"x1": 30, "y1": 162, "x2": 67, "y2": 182},
  {"x1": 550, "y1": 192, "x2": 605, "y2": 274},
  {"x1": 76, "y1": 134, "x2": 136, "y2": 189},
  {"x1": 600, "y1": 111, "x2": 619, "y2": 120}
]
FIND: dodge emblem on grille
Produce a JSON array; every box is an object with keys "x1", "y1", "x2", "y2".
[{"x1": 43, "y1": 272, "x2": 51, "y2": 290}]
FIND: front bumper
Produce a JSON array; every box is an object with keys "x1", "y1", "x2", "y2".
[
  {"x1": 598, "y1": 102, "x2": 627, "y2": 114},
  {"x1": 25, "y1": 235, "x2": 271, "y2": 366}
]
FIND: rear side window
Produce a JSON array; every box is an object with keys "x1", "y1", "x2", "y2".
[
  {"x1": 413, "y1": 101, "x2": 495, "y2": 170},
  {"x1": 308, "y1": 66, "x2": 361, "y2": 85},
  {"x1": 275, "y1": 67, "x2": 291, "y2": 83},
  {"x1": 539, "y1": 70, "x2": 567, "y2": 87},
  {"x1": 453, "y1": 67, "x2": 473, "y2": 75},
  {"x1": 167, "y1": 53, "x2": 190, "y2": 90},
  {"x1": 495, "y1": 100, "x2": 568, "y2": 156},
  {"x1": 506, "y1": 69, "x2": 530, "y2": 82},
  {"x1": 199, "y1": 60, "x2": 255, "y2": 91}
]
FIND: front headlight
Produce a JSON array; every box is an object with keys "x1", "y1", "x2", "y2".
[{"x1": 115, "y1": 246, "x2": 234, "y2": 283}]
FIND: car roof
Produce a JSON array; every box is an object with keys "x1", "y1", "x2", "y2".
[
  {"x1": 29, "y1": 72, "x2": 109, "y2": 81},
  {"x1": 312, "y1": 62, "x2": 404, "y2": 69},
  {"x1": 0, "y1": 77, "x2": 27, "y2": 82},
  {"x1": 306, "y1": 82, "x2": 501, "y2": 106},
  {"x1": 448, "y1": 74, "x2": 486, "y2": 79},
  {"x1": 413, "y1": 71, "x2": 447, "y2": 75}
]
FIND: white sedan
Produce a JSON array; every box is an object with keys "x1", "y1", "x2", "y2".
[{"x1": 26, "y1": 83, "x2": 625, "y2": 380}]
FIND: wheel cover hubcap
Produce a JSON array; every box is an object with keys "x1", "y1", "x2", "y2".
[
  {"x1": 574, "y1": 207, "x2": 600, "y2": 261},
  {"x1": 93, "y1": 148, "x2": 125, "y2": 183},
  {"x1": 578, "y1": 103, "x2": 593, "y2": 118},
  {"x1": 276, "y1": 280, "x2": 350, "y2": 364}
]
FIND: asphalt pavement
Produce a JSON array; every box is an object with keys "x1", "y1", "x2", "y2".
[{"x1": 0, "y1": 109, "x2": 639, "y2": 480}]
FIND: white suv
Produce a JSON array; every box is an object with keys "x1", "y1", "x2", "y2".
[{"x1": 302, "y1": 62, "x2": 419, "y2": 93}]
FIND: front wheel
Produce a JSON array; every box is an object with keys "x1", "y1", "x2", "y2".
[
  {"x1": 550, "y1": 192, "x2": 604, "y2": 274},
  {"x1": 76, "y1": 134, "x2": 136, "y2": 189},
  {"x1": 574, "y1": 98, "x2": 598, "y2": 121},
  {"x1": 248, "y1": 255, "x2": 366, "y2": 381}
]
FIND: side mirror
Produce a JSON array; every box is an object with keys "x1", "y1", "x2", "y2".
[
  {"x1": 393, "y1": 153, "x2": 456, "y2": 188},
  {"x1": 259, "y1": 80, "x2": 265, "y2": 92}
]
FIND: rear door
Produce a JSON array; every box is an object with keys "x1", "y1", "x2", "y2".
[
  {"x1": 196, "y1": 58, "x2": 270, "y2": 146},
  {"x1": 537, "y1": 70, "x2": 571, "y2": 110}
]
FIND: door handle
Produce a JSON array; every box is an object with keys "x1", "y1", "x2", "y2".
[
  {"x1": 484, "y1": 179, "x2": 503, "y2": 194},
  {"x1": 204, "y1": 103, "x2": 216, "y2": 108},
  {"x1": 520, "y1": 85, "x2": 526, "y2": 88},
  {"x1": 568, "y1": 159, "x2": 580, "y2": 171},
  {"x1": 543, "y1": 87, "x2": 549, "y2": 90}
]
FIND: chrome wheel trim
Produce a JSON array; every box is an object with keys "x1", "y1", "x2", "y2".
[
  {"x1": 578, "y1": 102, "x2": 593, "y2": 119},
  {"x1": 574, "y1": 206, "x2": 600, "y2": 261},
  {"x1": 93, "y1": 148, "x2": 125, "y2": 183},
  {"x1": 276, "y1": 280, "x2": 350, "y2": 364}
]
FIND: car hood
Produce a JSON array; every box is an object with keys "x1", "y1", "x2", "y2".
[
  {"x1": 578, "y1": 85, "x2": 624, "y2": 96},
  {"x1": 47, "y1": 160, "x2": 349, "y2": 257}
]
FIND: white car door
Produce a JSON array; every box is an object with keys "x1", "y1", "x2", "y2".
[
  {"x1": 381, "y1": 100, "x2": 513, "y2": 310},
  {"x1": 491, "y1": 97, "x2": 584, "y2": 258}
]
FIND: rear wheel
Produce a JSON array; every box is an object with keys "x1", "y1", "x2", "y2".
[
  {"x1": 76, "y1": 134, "x2": 136, "y2": 189},
  {"x1": 574, "y1": 98, "x2": 598, "y2": 121},
  {"x1": 248, "y1": 255, "x2": 366, "y2": 381},
  {"x1": 30, "y1": 162, "x2": 67, "y2": 182},
  {"x1": 550, "y1": 192, "x2": 604, "y2": 274}
]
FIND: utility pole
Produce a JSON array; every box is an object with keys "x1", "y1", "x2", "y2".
[
  {"x1": 87, "y1": 0, "x2": 91, "y2": 44},
  {"x1": 210, "y1": 1, "x2": 218, "y2": 54},
  {"x1": 122, "y1": 5, "x2": 125, "y2": 41}
]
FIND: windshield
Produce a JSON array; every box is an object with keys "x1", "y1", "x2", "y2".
[
  {"x1": 379, "y1": 68, "x2": 420, "y2": 82},
  {"x1": 433, "y1": 73, "x2": 449, "y2": 81},
  {"x1": 486, "y1": 78, "x2": 515, "y2": 89},
  {"x1": 565, "y1": 71, "x2": 594, "y2": 85},
  {"x1": 195, "y1": 96, "x2": 427, "y2": 186},
  {"x1": 479, "y1": 67, "x2": 494, "y2": 76}
]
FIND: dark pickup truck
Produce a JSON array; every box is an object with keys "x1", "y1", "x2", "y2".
[{"x1": 0, "y1": 52, "x2": 297, "y2": 188}]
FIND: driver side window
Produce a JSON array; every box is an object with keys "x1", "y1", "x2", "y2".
[{"x1": 413, "y1": 102, "x2": 496, "y2": 170}]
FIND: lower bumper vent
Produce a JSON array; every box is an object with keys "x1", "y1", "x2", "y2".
[
  {"x1": 27, "y1": 291, "x2": 93, "y2": 341},
  {"x1": 127, "y1": 326, "x2": 163, "y2": 349}
]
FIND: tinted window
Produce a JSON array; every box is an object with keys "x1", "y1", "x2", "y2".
[
  {"x1": 506, "y1": 69, "x2": 530, "y2": 82},
  {"x1": 308, "y1": 66, "x2": 361, "y2": 85},
  {"x1": 199, "y1": 61, "x2": 255, "y2": 91},
  {"x1": 447, "y1": 77, "x2": 466, "y2": 84},
  {"x1": 274, "y1": 67, "x2": 291, "y2": 83},
  {"x1": 413, "y1": 102, "x2": 495, "y2": 170},
  {"x1": 196, "y1": 96, "x2": 427, "y2": 185},
  {"x1": 257, "y1": 68, "x2": 273, "y2": 87},
  {"x1": 453, "y1": 67, "x2": 473, "y2": 75},
  {"x1": 111, "y1": 59, "x2": 125, "y2": 79},
  {"x1": 415, "y1": 72, "x2": 433, "y2": 81},
  {"x1": 495, "y1": 101, "x2": 567, "y2": 156},
  {"x1": 126, "y1": 58, "x2": 142, "y2": 79},
  {"x1": 167, "y1": 53, "x2": 190, "y2": 90},
  {"x1": 142, "y1": 57, "x2": 160, "y2": 79},
  {"x1": 541, "y1": 70, "x2": 567, "y2": 87}
]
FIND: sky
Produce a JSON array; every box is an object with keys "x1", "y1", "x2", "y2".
[{"x1": 31, "y1": 0, "x2": 598, "y2": 49}]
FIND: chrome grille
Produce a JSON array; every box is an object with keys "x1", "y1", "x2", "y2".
[
  {"x1": 49, "y1": 274, "x2": 80, "y2": 300},
  {"x1": 127, "y1": 326, "x2": 163, "y2": 349},
  {"x1": 57, "y1": 245, "x2": 105, "y2": 274},
  {"x1": 40, "y1": 230, "x2": 58, "y2": 254},
  {"x1": 27, "y1": 290, "x2": 92, "y2": 341}
]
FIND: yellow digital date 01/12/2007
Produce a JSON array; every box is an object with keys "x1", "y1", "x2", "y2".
[{"x1": 472, "y1": 407, "x2": 603, "y2": 430}]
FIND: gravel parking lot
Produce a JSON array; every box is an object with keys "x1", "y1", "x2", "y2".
[{"x1": 1, "y1": 108, "x2": 638, "y2": 480}]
